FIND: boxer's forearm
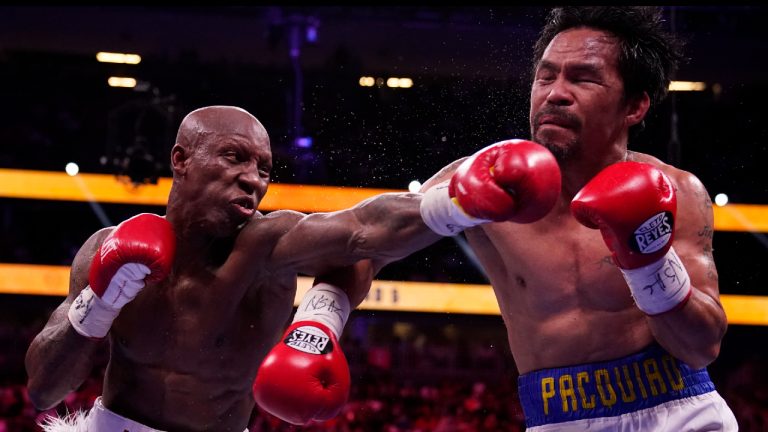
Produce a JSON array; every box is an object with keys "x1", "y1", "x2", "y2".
[
  {"x1": 26, "y1": 316, "x2": 103, "y2": 410},
  {"x1": 271, "y1": 192, "x2": 440, "y2": 276},
  {"x1": 351, "y1": 192, "x2": 442, "y2": 263},
  {"x1": 647, "y1": 288, "x2": 727, "y2": 370}
]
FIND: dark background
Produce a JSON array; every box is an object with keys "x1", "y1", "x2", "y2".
[{"x1": 0, "y1": 6, "x2": 766, "y2": 431}]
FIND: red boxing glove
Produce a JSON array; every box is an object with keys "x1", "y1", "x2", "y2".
[
  {"x1": 89, "y1": 213, "x2": 176, "y2": 294},
  {"x1": 571, "y1": 162, "x2": 691, "y2": 315},
  {"x1": 253, "y1": 321, "x2": 351, "y2": 425},
  {"x1": 254, "y1": 283, "x2": 352, "y2": 426},
  {"x1": 69, "y1": 213, "x2": 176, "y2": 338},
  {"x1": 421, "y1": 139, "x2": 561, "y2": 235}
]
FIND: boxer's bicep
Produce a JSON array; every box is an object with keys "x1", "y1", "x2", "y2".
[
  {"x1": 269, "y1": 210, "x2": 364, "y2": 275},
  {"x1": 270, "y1": 193, "x2": 440, "y2": 275},
  {"x1": 25, "y1": 229, "x2": 110, "y2": 409},
  {"x1": 671, "y1": 171, "x2": 721, "y2": 302}
]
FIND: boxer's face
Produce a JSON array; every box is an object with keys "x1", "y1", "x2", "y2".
[
  {"x1": 530, "y1": 27, "x2": 633, "y2": 161},
  {"x1": 177, "y1": 115, "x2": 272, "y2": 236}
]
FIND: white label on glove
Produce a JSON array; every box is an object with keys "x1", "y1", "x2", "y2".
[
  {"x1": 284, "y1": 325, "x2": 332, "y2": 355},
  {"x1": 420, "y1": 180, "x2": 488, "y2": 236},
  {"x1": 632, "y1": 211, "x2": 674, "y2": 254},
  {"x1": 68, "y1": 286, "x2": 120, "y2": 339},
  {"x1": 292, "y1": 283, "x2": 351, "y2": 339},
  {"x1": 622, "y1": 248, "x2": 692, "y2": 315}
]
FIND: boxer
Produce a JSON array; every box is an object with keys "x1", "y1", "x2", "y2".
[{"x1": 415, "y1": 7, "x2": 737, "y2": 431}]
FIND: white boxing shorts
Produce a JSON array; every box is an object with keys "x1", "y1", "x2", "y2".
[
  {"x1": 40, "y1": 397, "x2": 250, "y2": 432},
  {"x1": 517, "y1": 344, "x2": 738, "y2": 431}
]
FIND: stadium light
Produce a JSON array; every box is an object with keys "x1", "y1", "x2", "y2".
[
  {"x1": 108, "y1": 77, "x2": 137, "y2": 88},
  {"x1": 386, "y1": 77, "x2": 414, "y2": 88},
  {"x1": 65, "y1": 162, "x2": 79, "y2": 176},
  {"x1": 715, "y1": 193, "x2": 729, "y2": 207},
  {"x1": 359, "y1": 76, "x2": 375, "y2": 87},
  {"x1": 96, "y1": 52, "x2": 141, "y2": 64},
  {"x1": 669, "y1": 81, "x2": 706, "y2": 92}
]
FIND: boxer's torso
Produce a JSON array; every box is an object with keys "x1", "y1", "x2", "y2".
[
  {"x1": 466, "y1": 203, "x2": 653, "y2": 374},
  {"x1": 465, "y1": 153, "x2": 684, "y2": 374},
  {"x1": 102, "y1": 216, "x2": 299, "y2": 431}
]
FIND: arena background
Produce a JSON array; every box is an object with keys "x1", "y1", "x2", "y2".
[{"x1": 0, "y1": 6, "x2": 766, "y2": 431}]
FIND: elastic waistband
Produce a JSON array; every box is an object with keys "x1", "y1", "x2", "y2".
[
  {"x1": 89, "y1": 397, "x2": 166, "y2": 432},
  {"x1": 517, "y1": 345, "x2": 715, "y2": 428}
]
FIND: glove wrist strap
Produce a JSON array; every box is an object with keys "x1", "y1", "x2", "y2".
[
  {"x1": 621, "y1": 248, "x2": 692, "y2": 315},
  {"x1": 68, "y1": 286, "x2": 120, "y2": 339},
  {"x1": 420, "y1": 180, "x2": 488, "y2": 236},
  {"x1": 292, "y1": 283, "x2": 351, "y2": 339}
]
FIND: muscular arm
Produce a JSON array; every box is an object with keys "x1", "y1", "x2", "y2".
[
  {"x1": 265, "y1": 160, "x2": 472, "y2": 307},
  {"x1": 25, "y1": 229, "x2": 111, "y2": 409},
  {"x1": 647, "y1": 172, "x2": 727, "y2": 369},
  {"x1": 268, "y1": 192, "x2": 442, "y2": 277}
]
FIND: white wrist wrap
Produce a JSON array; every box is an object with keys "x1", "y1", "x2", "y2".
[
  {"x1": 68, "y1": 286, "x2": 120, "y2": 339},
  {"x1": 293, "y1": 283, "x2": 351, "y2": 339},
  {"x1": 621, "y1": 248, "x2": 692, "y2": 315},
  {"x1": 420, "y1": 180, "x2": 489, "y2": 236}
]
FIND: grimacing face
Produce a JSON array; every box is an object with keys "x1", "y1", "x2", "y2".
[
  {"x1": 529, "y1": 27, "x2": 636, "y2": 162},
  {"x1": 176, "y1": 112, "x2": 272, "y2": 235}
]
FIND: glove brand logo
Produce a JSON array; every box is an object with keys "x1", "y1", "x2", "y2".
[
  {"x1": 99, "y1": 236, "x2": 120, "y2": 261},
  {"x1": 284, "y1": 326, "x2": 332, "y2": 355},
  {"x1": 632, "y1": 212, "x2": 673, "y2": 254}
]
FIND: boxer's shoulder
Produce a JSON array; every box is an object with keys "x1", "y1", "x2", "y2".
[
  {"x1": 240, "y1": 210, "x2": 306, "y2": 239},
  {"x1": 68, "y1": 227, "x2": 117, "y2": 296},
  {"x1": 232, "y1": 210, "x2": 309, "y2": 267},
  {"x1": 627, "y1": 151, "x2": 705, "y2": 196}
]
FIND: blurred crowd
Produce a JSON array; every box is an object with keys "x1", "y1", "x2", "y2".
[{"x1": 1, "y1": 315, "x2": 767, "y2": 431}]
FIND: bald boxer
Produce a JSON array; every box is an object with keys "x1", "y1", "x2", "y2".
[
  {"x1": 418, "y1": 7, "x2": 737, "y2": 431},
  {"x1": 24, "y1": 105, "x2": 559, "y2": 431},
  {"x1": 23, "y1": 106, "x2": 418, "y2": 432}
]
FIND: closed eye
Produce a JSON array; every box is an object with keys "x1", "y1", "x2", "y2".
[{"x1": 572, "y1": 74, "x2": 602, "y2": 84}]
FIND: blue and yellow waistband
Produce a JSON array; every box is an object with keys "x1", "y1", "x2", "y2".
[{"x1": 517, "y1": 345, "x2": 715, "y2": 427}]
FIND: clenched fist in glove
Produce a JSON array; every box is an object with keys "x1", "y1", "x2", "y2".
[
  {"x1": 420, "y1": 139, "x2": 561, "y2": 236},
  {"x1": 68, "y1": 213, "x2": 176, "y2": 338},
  {"x1": 253, "y1": 283, "x2": 352, "y2": 425},
  {"x1": 571, "y1": 162, "x2": 692, "y2": 315}
]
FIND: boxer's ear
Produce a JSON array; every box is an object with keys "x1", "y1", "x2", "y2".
[
  {"x1": 625, "y1": 91, "x2": 650, "y2": 127},
  {"x1": 171, "y1": 144, "x2": 189, "y2": 177}
]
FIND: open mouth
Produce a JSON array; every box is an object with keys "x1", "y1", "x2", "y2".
[{"x1": 230, "y1": 196, "x2": 256, "y2": 217}]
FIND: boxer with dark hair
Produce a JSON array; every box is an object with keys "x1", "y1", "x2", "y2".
[{"x1": 418, "y1": 6, "x2": 736, "y2": 431}]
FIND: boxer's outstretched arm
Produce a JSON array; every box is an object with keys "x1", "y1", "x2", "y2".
[
  {"x1": 646, "y1": 171, "x2": 728, "y2": 369},
  {"x1": 25, "y1": 229, "x2": 110, "y2": 410},
  {"x1": 268, "y1": 191, "x2": 440, "y2": 277},
  {"x1": 269, "y1": 140, "x2": 561, "y2": 276}
]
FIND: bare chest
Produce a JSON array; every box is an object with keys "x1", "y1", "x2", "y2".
[
  {"x1": 467, "y1": 215, "x2": 634, "y2": 317},
  {"x1": 110, "y1": 267, "x2": 296, "y2": 374}
]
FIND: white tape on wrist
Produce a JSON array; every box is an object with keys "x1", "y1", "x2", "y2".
[
  {"x1": 68, "y1": 286, "x2": 120, "y2": 339},
  {"x1": 292, "y1": 283, "x2": 351, "y2": 339},
  {"x1": 621, "y1": 248, "x2": 692, "y2": 315},
  {"x1": 420, "y1": 180, "x2": 488, "y2": 236}
]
